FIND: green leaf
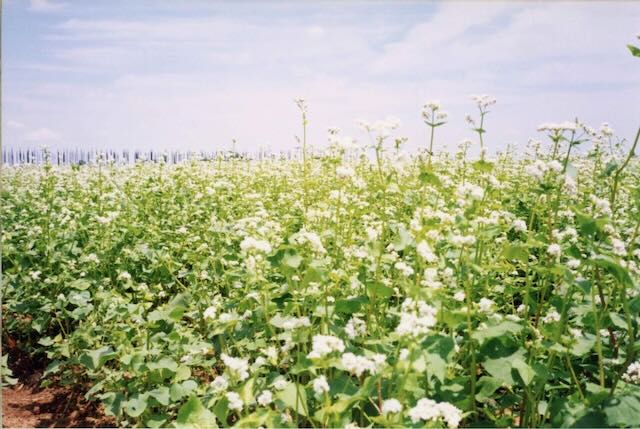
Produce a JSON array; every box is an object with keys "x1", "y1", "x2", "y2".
[
  {"x1": 628, "y1": 44, "x2": 640, "y2": 58},
  {"x1": 276, "y1": 382, "x2": 308, "y2": 417},
  {"x1": 335, "y1": 296, "x2": 369, "y2": 314},
  {"x1": 176, "y1": 395, "x2": 217, "y2": 428},
  {"x1": 212, "y1": 397, "x2": 229, "y2": 424},
  {"x1": 472, "y1": 321, "x2": 523, "y2": 344},
  {"x1": 483, "y1": 348, "x2": 526, "y2": 387},
  {"x1": 604, "y1": 394, "x2": 640, "y2": 427},
  {"x1": 602, "y1": 161, "x2": 618, "y2": 177},
  {"x1": 366, "y1": 281, "x2": 393, "y2": 299},
  {"x1": 550, "y1": 396, "x2": 606, "y2": 428},
  {"x1": 472, "y1": 159, "x2": 494, "y2": 173},
  {"x1": 147, "y1": 356, "x2": 179, "y2": 380},
  {"x1": 422, "y1": 335, "x2": 455, "y2": 383},
  {"x1": 78, "y1": 346, "x2": 117, "y2": 371},
  {"x1": 69, "y1": 279, "x2": 91, "y2": 290},
  {"x1": 574, "y1": 209, "x2": 598, "y2": 236},
  {"x1": 476, "y1": 376, "x2": 503, "y2": 402},
  {"x1": 146, "y1": 414, "x2": 168, "y2": 428},
  {"x1": 570, "y1": 334, "x2": 596, "y2": 357},
  {"x1": 512, "y1": 358, "x2": 535, "y2": 386},
  {"x1": 175, "y1": 365, "x2": 192, "y2": 382},
  {"x1": 181, "y1": 379, "x2": 198, "y2": 394},
  {"x1": 502, "y1": 244, "x2": 529, "y2": 263},
  {"x1": 240, "y1": 378, "x2": 255, "y2": 406},
  {"x1": 609, "y1": 312, "x2": 628, "y2": 330},
  {"x1": 170, "y1": 383, "x2": 187, "y2": 402},
  {"x1": 148, "y1": 387, "x2": 170, "y2": 406},
  {"x1": 98, "y1": 392, "x2": 125, "y2": 417},
  {"x1": 592, "y1": 255, "x2": 634, "y2": 288},
  {"x1": 418, "y1": 169, "x2": 441, "y2": 187},
  {"x1": 125, "y1": 393, "x2": 148, "y2": 418}
]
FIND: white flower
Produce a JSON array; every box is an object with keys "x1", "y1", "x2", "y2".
[
  {"x1": 257, "y1": 390, "x2": 273, "y2": 406},
  {"x1": 408, "y1": 398, "x2": 440, "y2": 423},
  {"x1": 381, "y1": 398, "x2": 403, "y2": 414},
  {"x1": 263, "y1": 346, "x2": 278, "y2": 363},
  {"x1": 219, "y1": 311, "x2": 240, "y2": 324},
  {"x1": 478, "y1": 298, "x2": 495, "y2": 313},
  {"x1": 203, "y1": 306, "x2": 217, "y2": 320},
  {"x1": 281, "y1": 316, "x2": 311, "y2": 331},
  {"x1": 345, "y1": 316, "x2": 367, "y2": 339},
  {"x1": 567, "y1": 259, "x2": 581, "y2": 269},
  {"x1": 416, "y1": 241, "x2": 438, "y2": 263},
  {"x1": 341, "y1": 352, "x2": 377, "y2": 377},
  {"x1": 273, "y1": 378, "x2": 288, "y2": 390},
  {"x1": 512, "y1": 219, "x2": 527, "y2": 233},
  {"x1": 408, "y1": 398, "x2": 463, "y2": 428},
  {"x1": 425, "y1": 100, "x2": 441, "y2": 111},
  {"x1": 453, "y1": 291, "x2": 466, "y2": 302},
  {"x1": 281, "y1": 412, "x2": 292, "y2": 424},
  {"x1": 307, "y1": 335, "x2": 345, "y2": 359},
  {"x1": 569, "y1": 328, "x2": 583, "y2": 339},
  {"x1": 371, "y1": 353, "x2": 386, "y2": 369},
  {"x1": 85, "y1": 253, "x2": 99, "y2": 263},
  {"x1": 336, "y1": 165, "x2": 355, "y2": 179},
  {"x1": 457, "y1": 183, "x2": 484, "y2": 201},
  {"x1": 437, "y1": 402, "x2": 464, "y2": 428},
  {"x1": 210, "y1": 376, "x2": 228, "y2": 393},
  {"x1": 394, "y1": 261, "x2": 414, "y2": 277},
  {"x1": 525, "y1": 160, "x2": 547, "y2": 180},
  {"x1": 312, "y1": 375, "x2": 330, "y2": 395},
  {"x1": 600, "y1": 123, "x2": 614, "y2": 137},
  {"x1": 221, "y1": 353, "x2": 250, "y2": 381},
  {"x1": 537, "y1": 121, "x2": 577, "y2": 133},
  {"x1": 471, "y1": 94, "x2": 497, "y2": 109},
  {"x1": 399, "y1": 348, "x2": 409, "y2": 360},
  {"x1": 542, "y1": 309, "x2": 561, "y2": 324},
  {"x1": 395, "y1": 299, "x2": 438, "y2": 338},
  {"x1": 117, "y1": 271, "x2": 131, "y2": 281},
  {"x1": 547, "y1": 243, "x2": 562, "y2": 257},
  {"x1": 291, "y1": 230, "x2": 326, "y2": 254},
  {"x1": 612, "y1": 239, "x2": 627, "y2": 256},
  {"x1": 623, "y1": 361, "x2": 640, "y2": 384},
  {"x1": 240, "y1": 236, "x2": 272, "y2": 254},
  {"x1": 547, "y1": 160, "x2": 562, "y2": 172},
  {"x1": 451, "y1": 234, "x2": 476, "y2": 247},
  {"x1": 226, "y1": 392, "x2": 243, "y2": 411}
]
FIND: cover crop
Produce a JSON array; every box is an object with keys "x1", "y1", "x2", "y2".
[{"x1": 2, "y1": 100, "x2": 640, "y2": 428}]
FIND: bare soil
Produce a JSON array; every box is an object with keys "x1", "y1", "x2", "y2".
[{"x1": 2, "y1": 336, "x2": 115, "y2": 428}]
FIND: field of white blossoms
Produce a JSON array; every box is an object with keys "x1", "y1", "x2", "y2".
[{"x1": 2, "y1": 94, "x2": 640, "y2": 428}]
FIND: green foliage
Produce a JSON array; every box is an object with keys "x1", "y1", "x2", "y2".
[{"x1": 2, "y1": 122, "x2": 639, "y2": 428}]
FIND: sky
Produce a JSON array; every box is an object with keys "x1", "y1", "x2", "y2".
[{"x1": 2, "y1": 0, "x2": 640, "y2": 155}]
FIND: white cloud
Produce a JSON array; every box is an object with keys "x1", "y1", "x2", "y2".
[
  {"x1": 307, "y1": 25, "x2": 325, "y2": 38},
  {"x1": 7, "y1": 120, "x2": 25, "y2": 129},
  {"x1": 29, "y1": 0, "x2": 67, "y2": 13},
  {"x1": 24, "y1": 128, "x2": 61, "y2": 142},
  {"x1": 5, "y1": 2, "x2": 640, "y2": 154}
]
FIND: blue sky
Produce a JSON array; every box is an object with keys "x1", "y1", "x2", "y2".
[{"x1": 3, "y1": 0, "x2": 640, "y2": 154}]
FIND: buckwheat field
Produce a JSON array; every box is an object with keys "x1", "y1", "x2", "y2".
[{"x1": 2, "y1": 92, "x2": 640, "y2": 428}]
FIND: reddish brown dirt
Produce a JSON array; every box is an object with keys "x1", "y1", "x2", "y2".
[
  {"x1": 2, "y1": 383, "x2": 116, "y2": 428},
  {"x1": 2, "y1": 337, "x2": 115, "y2": 428}
]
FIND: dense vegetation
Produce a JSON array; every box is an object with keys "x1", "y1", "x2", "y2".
[{"x1": 2, "y1": 95, "x2": 640, "y2": 428}]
